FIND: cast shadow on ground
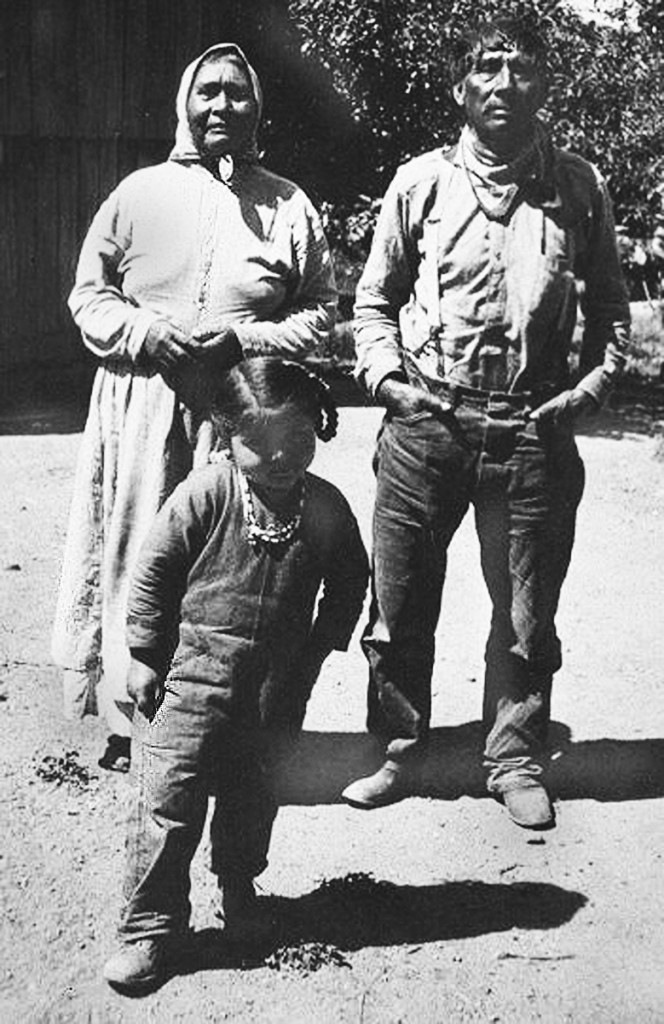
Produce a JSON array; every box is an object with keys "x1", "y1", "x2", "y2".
[
  {"x1": 173, "y1": 874, "x2": 587, "y2": 981},
  {"x1": 0, "y1": 364, "x2": 95, "y2": 436},
  {"x1": 276, "y1": 721, "x2": 664, "y2": 806}
]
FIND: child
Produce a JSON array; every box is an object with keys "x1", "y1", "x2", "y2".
[{"x1": 103, "y1": 358, "x2": 368, "y2": 992}]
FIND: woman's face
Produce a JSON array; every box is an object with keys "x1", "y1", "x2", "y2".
[
  {"x1": 230, "y1": 407, "x2": 317, "y2": 503},
  {"x1": 186, "y1": 55, "x2": 257, "y2": 159}
]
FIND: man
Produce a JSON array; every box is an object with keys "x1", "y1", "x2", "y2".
[{"x1": 342, "y1": 16, "x2": 629, "y2": 829}]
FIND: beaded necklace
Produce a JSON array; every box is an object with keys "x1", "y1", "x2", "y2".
[{"x1": 235, "y1": 462, "x2": 305, "y2": 550}]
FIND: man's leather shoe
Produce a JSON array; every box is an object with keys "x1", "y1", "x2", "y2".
[
  {"x1": 501, "y1": 779, "x2": 555, "y2": 830},
  {"x1": 341, "y1": 761, "x2": 416, "y2": 809}
]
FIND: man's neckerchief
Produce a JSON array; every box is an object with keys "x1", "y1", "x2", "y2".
[{"x1": 459, "y1": 119, "x2": 557, "y2": 222}]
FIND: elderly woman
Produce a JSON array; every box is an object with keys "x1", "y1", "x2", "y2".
[{"x1": 52, "y1": 44, "x2": 337, "y2": 769}]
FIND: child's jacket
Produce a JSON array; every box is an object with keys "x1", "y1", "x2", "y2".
[{"x1": 127, "y1": 460, "x2": 368, "y2": 728}]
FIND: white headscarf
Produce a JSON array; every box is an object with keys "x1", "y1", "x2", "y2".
[{"x1": 169, "y1": 43, "x2": 263, "y2": 180}]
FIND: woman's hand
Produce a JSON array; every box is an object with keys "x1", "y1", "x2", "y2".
[
  {"x1": 191, "y1": 326, "x2": 244, "y2": 375},
  {"x1": 127, "y1": 657, "x2": 164, "y2": 721},
  {"x1": 165, "y1": 325, "x2": 243, "y2": 412},
  {"x1": 143, "y1": 319, "x2": 199, "y2": 374},
  {"x1": 376, "y1": 377, "x2": 452, "y2": 419},
  {"x1": 193, "y1": 324, "x2": 243, "y2": 356}
]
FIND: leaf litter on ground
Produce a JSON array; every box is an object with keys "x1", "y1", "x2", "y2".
[
  {"x1": 264, "y1": 872, "x2": 400, "y2": 974},
  {"x1": 34, "y1": 750, "x2": 97, "y2": 791}
]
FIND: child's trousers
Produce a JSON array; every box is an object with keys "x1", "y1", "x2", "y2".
[{"x1": 118, "y1": 680, "x2": 278, "y2": 942}]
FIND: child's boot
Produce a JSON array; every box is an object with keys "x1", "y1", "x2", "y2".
[
  {"x1": 103, "y1": 937, "x2": 170, "y2": 993},
  {"x1": 214, "y1": 874, "x2": 276, "y2": 944}
]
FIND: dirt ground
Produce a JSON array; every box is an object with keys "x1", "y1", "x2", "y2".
[{"x1": 1, "y1": 381, "x2": 664, "y2": 1023}]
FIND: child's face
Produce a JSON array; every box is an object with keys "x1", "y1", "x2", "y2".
[{"x1": 230, "y1": 407, "x2": 316, "y2": 500}]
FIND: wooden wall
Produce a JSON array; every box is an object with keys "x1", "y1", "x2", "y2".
[
  {"x1": 0, "y1": 0, "x2": 346, "y2": 370},
  {"x1": 0, "y1": 136, "x2": 168, "y2": 367}
]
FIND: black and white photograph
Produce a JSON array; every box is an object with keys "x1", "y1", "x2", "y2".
[{"x1": 1, "y1": 0, "x2": 663, "y2": 1020}]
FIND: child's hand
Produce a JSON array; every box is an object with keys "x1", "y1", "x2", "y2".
[
  {"x1": 127, "y1": 657, "x2": 164, "y2": 721},
  {"x1": 299, "y1": 635, "x2": 334, "y2": 690}
]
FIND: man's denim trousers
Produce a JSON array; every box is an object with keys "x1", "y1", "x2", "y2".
[
  {"x1": 361, "y1": 400, "x2": 585, "y2": 792},
  {"x1": 119, "y1": 681, "x2": 278, "y2": 941}
]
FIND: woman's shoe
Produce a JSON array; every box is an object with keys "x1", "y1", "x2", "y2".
[
  {"x1": 98, "y1": 734, "x2": 131, "y2": 773},
  {"x1": 341, "y1": 760, "x2": 417, "y2": 809}
]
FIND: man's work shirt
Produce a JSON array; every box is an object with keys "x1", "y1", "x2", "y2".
[{"x1": 354, "y1": 141, "x2": 630, "y2": 404}]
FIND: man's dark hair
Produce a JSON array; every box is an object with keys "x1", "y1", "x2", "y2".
[{"x1": 450, "y1": 12, "x2": 549, "y2": 86}]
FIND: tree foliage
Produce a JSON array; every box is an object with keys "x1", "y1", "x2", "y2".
[{"x1": 288, "y1": 0, "x2": 664, "y2": 235}]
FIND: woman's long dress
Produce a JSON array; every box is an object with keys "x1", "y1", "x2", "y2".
[{"x1": 52, "y1": 160, "x2": 336, "y2": 732}]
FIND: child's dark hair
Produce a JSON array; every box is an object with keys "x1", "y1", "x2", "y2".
[
  {"x1": 450, "y1": 11, "x2": 549, "y2": 87},
  {"x1": 211, "y1": 357, "x2": 338, "y2": 443}
]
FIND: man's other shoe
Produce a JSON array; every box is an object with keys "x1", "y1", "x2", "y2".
[
  {"x1": 103, "y1": 938, "x2": 169, "y2": 993},
  {"x1": 502, "y1": 779, "x2": 555, "y2": 830},
  {"x1": 341, "y1": 760, "x2": 416, "y2": 809}
]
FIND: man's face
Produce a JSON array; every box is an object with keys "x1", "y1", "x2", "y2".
[{"x1": 453, "y1": 42, "x2": 547, "y2": 154}]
